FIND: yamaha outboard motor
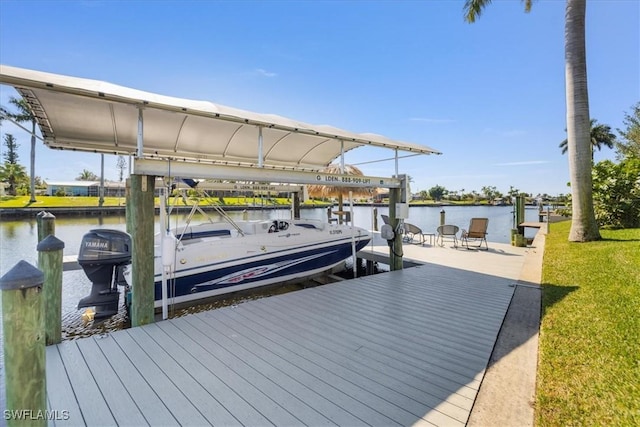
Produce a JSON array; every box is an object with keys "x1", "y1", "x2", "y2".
[{"x1": 77, "y1": 229, "x2": 131, "y2": 319}]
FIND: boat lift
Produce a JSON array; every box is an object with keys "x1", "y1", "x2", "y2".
[{"x1": 0, "y1": 64, "x2": 441, "y2": 326}]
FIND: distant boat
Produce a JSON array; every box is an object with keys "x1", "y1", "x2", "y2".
[{"x1": 77, "y1": 218, "x2": 371, "y2": 318}]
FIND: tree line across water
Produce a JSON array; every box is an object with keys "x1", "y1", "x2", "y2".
[{"x1": 2, "y1": 102, "x2": 639, "y2": 228}]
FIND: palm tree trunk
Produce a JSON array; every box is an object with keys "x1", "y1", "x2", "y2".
[
  {"x1": 29, "y1": 120, "x2": 36, "y2": 203},
  {"x1": 565, "y1": 0, "x2": 600, "y2": 241}
]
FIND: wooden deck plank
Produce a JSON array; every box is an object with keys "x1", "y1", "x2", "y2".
[
  {"x1": 109, "y1": 330, "x2": 212, "y2": 426},
  {"x1": 227, "y1": 282, "x2": 487, "y2": 412},
  {"x1": 314, "y1": 272, "x2": 510, "y2": 354},
  {"x1": 45, "y1": 346, "x2": 84, "y2": 427},
  {"x1": 185, "y1": 316, "x2": 408, "y2": 425},
  {"x1": 260, "y1": 285, "x2": 489, "y2": 385},
  {"x1": 141, "y1": 321, "x2": 297, "y2": 426},
  {"x1": 46, "y1": 258, "x2": 516, "y2": 426},
  {"x1": 173, "y1": 316, "x2": 358, "y2": 426},
  {"x1": 348, "y1": 267, "x2": 513, "y2": 327},
  {"x1": 92, "y1": 333, "x2": 179, "y2": 426},
  {"x1": 300, "y1": 271, "x2": 511, "y2": 359},
  {"x1": 55, "y1": 341, "x2": 116, "y2": 425},
  {"x1": 154, "y1": 319, "x2": 332, "y2": 427},
  {"x1": 75, "y1": 338, "x2": 148, "y2": 426},
  {"x1": 206, "y1": 306, "x2": 468, "y2": 426},
  {"x1": 125, "y1": 326, "x2": 249, "y2": 426},
  {"x1": 216, "y1": 303, "x2": 476, "y2": 409},
  {"x1": 244, "y1": 289, "x2": 482, "y2": 398},
  {"x1": 297, "y1": 280, "x2": 500, "y2": 364}
]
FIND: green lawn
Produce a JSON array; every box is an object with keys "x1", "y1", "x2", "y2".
[
  {"x1": 537, "y1": 221, "x2": 640, "y2": 425},
  {"x1": 0, "y1": 195, "x2": 330, "y2": 208},
  {"x1": 0, "y1": 195, "x2": 127, "y2": 208}
]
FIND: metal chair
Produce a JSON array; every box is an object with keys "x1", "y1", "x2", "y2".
[
  {"x1": 461, "y1": 218, "x2": 489, "y2": 250},
  {"x1": 436, "y1": 224, "x2": 459, "y2": 248},
  {"x1": 403, "y1": 222, "x2": 426, "y2": 244}
]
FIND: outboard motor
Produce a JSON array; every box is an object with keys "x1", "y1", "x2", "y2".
[{"x1": 77, "y1": 229, "x2": 131, "y2": 319}]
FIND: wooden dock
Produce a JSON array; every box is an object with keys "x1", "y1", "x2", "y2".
[{"x1": 46, "y1": 244, "x2": 525, "y2": 426}]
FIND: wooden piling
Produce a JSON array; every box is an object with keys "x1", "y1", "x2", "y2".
[
  {"x1": 37, "y1": 211, "x2": 55, "y2": 242},
  {"x1": 292, "y1": 192, "x2": 301, "y2": 219},
  {"x1": 0, "y1": 260, "x2": 46, "y2": 427},
  {"x1": 513, "y1": 195, "x2": 527, "y2": 247},
  {"x1": 37, "y1": 235, "x2": 65, "y2": 345},
  {"x1": 373, "y1": 207, "x2": 378, "y2": 231},
  {"x1": 388, "y1": 187, "x2": 403, "y2": 271},
  {"x1": 128, "y1": 174, "x2": 156, "y2": 327},
  {"x1": 515, "y1": 195, "x2": 526, "y2": 235},
  {"x1": 440, "y1": 208, "x2": 446, "y2": 226},
  {"x1": 36, "y1": 211, "x2": 45, "y2": 239}
]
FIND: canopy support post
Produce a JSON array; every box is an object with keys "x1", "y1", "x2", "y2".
[
  {"x1": 337, "y1": 140, "x2": 345, "y2": 224},
  {"x1": 394, "y1": 149, "x2": 399, "y2": 176},
  {"x1": 159, "y1": 188, "x2": 168, "y2": 320},
  {"x1": 258, "y1": 126, "x2": 264, "y2": 168},
  {"x1": 349, "y1": 190, "x2": 357, "y2": 278},
  {"x1": 136, "y1": 108, "x2": 144, "y2": 158}
]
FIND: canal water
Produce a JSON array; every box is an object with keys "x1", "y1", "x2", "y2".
[{"x1": 0, "y1": 204, "x2": 542, "y2": 407}]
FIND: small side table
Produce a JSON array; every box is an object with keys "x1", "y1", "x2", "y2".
[{"x1": 422, "y1": 233, "x2": 436, "y2": 246}]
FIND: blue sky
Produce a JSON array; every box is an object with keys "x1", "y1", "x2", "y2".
[{"x1": 1, "y1": 0, "x2": 638, "y2": 197}]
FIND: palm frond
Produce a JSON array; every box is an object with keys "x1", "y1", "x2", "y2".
[{"x1": 463, "y1": 0, "x2": 492, "y2": 23}]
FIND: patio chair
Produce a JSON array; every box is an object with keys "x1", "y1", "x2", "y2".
[
  {"x1": 403, "y1": 222, "x2": 427, "y2": 244},
  {"x1": 436, "y1": 224, "x2": 459, "y2": 248},
  {"x1": 461, "y1": 218, "x2": 489, "y2": 250}
]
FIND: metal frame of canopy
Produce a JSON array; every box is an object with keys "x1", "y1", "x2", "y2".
[
  {"x1": 0, "y1": 64, "x2": 441, "y2": 188},
  {"x1": 0, "y1": 64, "x2": 441, "y2": 323}
]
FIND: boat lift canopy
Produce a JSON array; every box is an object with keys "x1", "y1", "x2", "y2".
[{"x1": 0, "y1": 64, "x2": 441, "y2": 188}]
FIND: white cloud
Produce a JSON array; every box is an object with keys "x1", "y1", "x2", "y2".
[
  {"x1": 255, "y1": 68, "x2": 277, "y2": 78},
  {"x1": 493, "y1": 160, "x2": 551, "y2": 166},
  {"x1": 483, "y1": 128, "x2": 526, "y2": 137},
  {"x1": 408, "y1": 117, "x2": 455, "y2": 124}
]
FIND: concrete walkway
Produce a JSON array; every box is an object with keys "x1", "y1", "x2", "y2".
[
  {"x1": 360, "y1": 231, "x2": 544, "y2": 426},
  {"x1": 467, "y1": 233, "x2": 543, "y2": 427}
]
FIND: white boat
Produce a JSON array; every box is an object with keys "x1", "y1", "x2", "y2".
[
  {"x1": 77, "y1": 218, "x2": 371, "y2": 317},
  {"x1": 148, "y1": 218, "x2": 371, "y2": 307}
]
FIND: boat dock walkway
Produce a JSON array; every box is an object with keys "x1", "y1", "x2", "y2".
[{"x1": 46, "y1": 240, "x2": 538, "y2": 426}]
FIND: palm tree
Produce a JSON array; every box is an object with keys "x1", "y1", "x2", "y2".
[
  {"x1": 76, "y1": 169, "x2": 99, "y2": 181},
  {"x1": 464, "y1": 0, "x2": 600, "y2": 242},
  {"x1": 559, "y1": 119, "x2": 617, "y2": 159},
  {"x1": 0, "y1": 133, "x2": 28, "y2": 196},
  {"x1": 5, "y1": 97, "x2": 38, "y2": 203},
  {"x1": 0, "y1": 162, "x2": 28, "y2": 195}
]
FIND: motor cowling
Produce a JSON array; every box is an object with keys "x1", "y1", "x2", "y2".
[{"x1": 77, "y1": 229, "x2": 131, "y2": 319}]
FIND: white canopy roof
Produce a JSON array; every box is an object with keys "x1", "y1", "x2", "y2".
[{"x1": 0, "y1": 65, "x2": 440, "y2": 172}]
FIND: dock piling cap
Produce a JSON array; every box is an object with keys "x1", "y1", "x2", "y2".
[
  {"x1": 37, "y1": 234, "x2": 65, "y2": 252},
  {"x1": 0, "y1": 260, "x2": 44, "y2": 291}
]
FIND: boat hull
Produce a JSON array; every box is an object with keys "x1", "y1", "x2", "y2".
[
  {"x1": 151, "y1": 236, "x2": 369, "y2": 307},
  {"x1": 148, "y1": 221, "x2": 371, "y2": 308}
]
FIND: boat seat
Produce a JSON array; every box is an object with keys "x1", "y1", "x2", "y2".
[
  {"x1": 295, "y1": 223, "x2": 320, "y2": 229},
  {"x1": 181, "y1": 229, "x2": 231, "y2": 241}
]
